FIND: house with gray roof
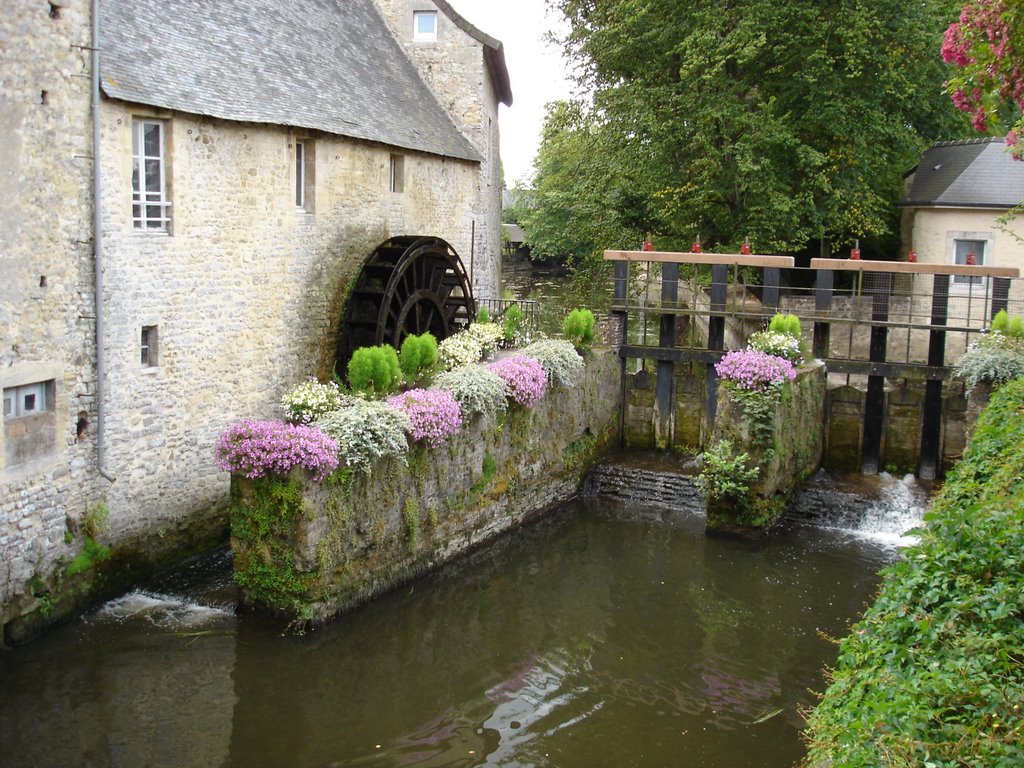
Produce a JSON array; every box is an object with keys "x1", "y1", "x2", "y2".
[
  {"x1": 0, "y1": 0, "x2": 511, "y2": 640},
  {"x1": 899, "y1": 138, "x2": 1024, "y2": 287}
]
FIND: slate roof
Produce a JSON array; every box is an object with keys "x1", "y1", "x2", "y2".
[
  {"x1": 900, "y1": 138, "x2": 1024, "y2": 209},
  {"x1": 99, "y1": 0, "x2": 481, "y2": 162}
]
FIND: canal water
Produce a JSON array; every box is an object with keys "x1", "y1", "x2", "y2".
[{"x1": 0, "y1": 475, "x2": 927, "y2": 768}]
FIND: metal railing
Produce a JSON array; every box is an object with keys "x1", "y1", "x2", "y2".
[{"x1": 475, "y1": 297, "x2": 542, "y2": 342}]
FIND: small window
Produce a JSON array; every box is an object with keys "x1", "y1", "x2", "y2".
[
  {"x1": 390, "y1": 154, "x2": 405, "y2": 193},
  {"x1": 4, "y1": 382, "x2": 47, "y2": 419},
  {"x1": 3, "y1": 380, "x2": 57, "y2": 467},
  {"x1": 141, "y1": 325, "x2": 159, "y2": 367},
  {"x1": 954, "y1": 238, "x2": 986, "y2": 286},
  {"x1": 413, "y1": 11, "x2": 437, "y2": 42},
  {"x1": 132, "y1": 118, "x2": 171, "y2": 230},
  {"x1": 295, "y1": 140, "x2": 315, "y2": 212}
]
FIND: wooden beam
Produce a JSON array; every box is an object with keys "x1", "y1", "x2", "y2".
[
  {"x1": 810, "y1": 258, "x2": 1019, "y2": 278},
  {"x1": 604, "y1": 250, "x2": 795, "y2": 268}
]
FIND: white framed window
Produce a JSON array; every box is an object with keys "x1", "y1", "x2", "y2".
[
  {"x1": 132, "y1": 118, "x2": 171, "y2": 230},
  {"x1": 413, "y1": 10, "x2": 437, "y2": 42},
  {"x1": 141, "y1": 325, "x2": 159, "y2": 367},
  {"x1": 4, "y1": 382, "x2": 46, "y2": 419},
  {"x1": 947, "y1": 231, "x2": 993, "y2": 289},
  {"x1": 390, "y1": 154, "x2": 405, "y2": 193},
  {"x1": 295, "y1": 139, "x2": 315, "y2": 212}
]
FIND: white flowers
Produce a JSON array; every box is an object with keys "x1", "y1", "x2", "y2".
[{"x1": 280, "y1": 378, "x2": 348, "y2": 424}]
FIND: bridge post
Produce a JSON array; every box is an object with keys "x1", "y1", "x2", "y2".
[
  {"x1": 612, "y1": 259, "x2": 629, "y2": 448},
  {"x1": 992, "y1": 276, "x2": 1011, "y2": 318},
  {"x1": 919, "y1": 274, "x2": 950, "y2": 480},
  {"x1": 655, "y1": 263, "x2": 678, "y2": 448},
  {"x1": 762, "y1": 266, "x2": 781, "y2": 316},
  {"x1": 862, "y1": 273, "x2": 892, "y2": 474},
  {"x1": 705, "y1": 264, "x2": 728, "y2": 431},
  {"x1": 813, "y1": 269, "x2": 834, "y2": 360}
]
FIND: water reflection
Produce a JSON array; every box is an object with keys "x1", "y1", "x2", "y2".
[{"x1": 0, "y1": 496, "x2": 901, "y2": 768}]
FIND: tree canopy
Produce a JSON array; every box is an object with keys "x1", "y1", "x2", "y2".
[{"x1": 520, "y1": 0, "x2": 972, "y2": 262}]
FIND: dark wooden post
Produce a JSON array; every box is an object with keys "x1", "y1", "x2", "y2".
[
  {"x1": 862, "y1": 273, "x2": 892, "y2": 474},
  {"x1": 612, "y1": 259, "x2": 629, "y2": 448},
  {"x1": 992, "y1": 276, "x2": 1011, "y2": 318},
  {"x1": 705, "y1": 264, "x2": 728, "y2": 430},
  {"x1": 762, "y1": 266, "x2": 781, "y2": 317},
  {"x1": 655, "y1": 263, "x2": 678, "y2": 448},
  {"x1": 813, "y1": 269, "x2": 834, "y2": 360},
  {"x1": 919, "y1": 274, "x2": 949, "y2": 480}
]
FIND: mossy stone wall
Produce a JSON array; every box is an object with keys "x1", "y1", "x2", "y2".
[{"x1": 229, "y1": 352, "x2": 621, "y2": 626}]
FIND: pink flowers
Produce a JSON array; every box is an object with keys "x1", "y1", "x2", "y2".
[
  {"x1": 387, "y1": 388, "x2": 463, "y2": 447},
  {"x1": 715, "y1": 349, "x2": 796, "y2": 391},
  {"x1": 488, "y1": 355, "x2": 548, "y2": 407},
  {"x1": 214, "y1": 419, "x2": 339, "y2": 481}
]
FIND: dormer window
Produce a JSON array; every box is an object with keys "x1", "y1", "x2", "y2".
[{"x1": 413, "y1": 11, "x2": 436, "y2": 42}]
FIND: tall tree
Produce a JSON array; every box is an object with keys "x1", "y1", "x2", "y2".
[{"x1": 530, "y1": 0, "x2": 969, "y2": 259}]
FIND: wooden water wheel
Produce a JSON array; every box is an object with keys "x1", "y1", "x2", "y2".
[{"x1": 336, "y1": 236, "x2": 475, "y2": 371}]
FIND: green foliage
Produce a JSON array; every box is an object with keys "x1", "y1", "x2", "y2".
[
  {"x1": 82, "y1": 502, "x2": 109, "y2": 539},
  {"x1": 746, "y1": 330, "x2": 803, "y2": 364},
  {"x1": 470, "y1": 452, "x2": 499, "y2": 497},
  {"x1": 539, "y1": 0, "x2": 970, "y2": 259},
  {"x1": 953, "y1": 331, "x2": 1024, "y2": 393},
  {"x1": 402, "y1": 498, "x2": 419, "y2": 552},
  {"x1": 398, "y1": 332, "x2": 439, "y2": 386},
  {"x1": 347, "y1": 345, "x2": 402, "y2": 396},
  {"x1": 476, "y1": 305, "x2": 491, "y2": 324},
  {"x1": 990, "y1": 309, "x2": 1024, "y2": 338},
  {"x1": 768, "y1": 313, "x2": 802, "y2": 339},
  {"x1": 724, "y1": 382, "x2": 781, "y2": 454},
  {"x1": 65, "y1": 537, "x2": 111, "y2": 577},
  {"x1": 695, "y1": 439, "x2": 759, "y2": 501},
  {"x1": 501, "y1": 304, "x2": 526, "y2": 346},
  {"x1": 562, "y1": 308, "x2": 597, "y2": 351},
  {"x1": 802, "y1": 378, "x2": 1024, "y2": 767}
]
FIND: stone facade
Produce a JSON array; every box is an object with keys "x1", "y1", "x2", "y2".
[{"x1": 1, "y1": 0, "x2": 509, "y2": 642}]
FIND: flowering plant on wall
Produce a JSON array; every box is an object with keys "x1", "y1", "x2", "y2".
[
  {"x1": 521, "y1": 339, "x2": 584, "y2": 389},
  {"x1": 746, "y1": 331, "x2": 803, "y2": 364},
  {"x1": 487, "y1": 355, "x2": 548, "y2": 407},
  {"x1": 439, "y1": 332, "x2": 485, "y2": 371},
  {"x1": 214, "y1": 419, "x2": 339, "y2": 481},
  {"x1": 715, "y1": 349, "x2": 796, "y2": 391},
  {"x1": 280, "y1": 378, "x2": 348, "y2": 424},
  {"x1": 315, "y1": 398, "x2": 411, "y2": 472},
  {"x1": 433, "y1": 364, "x2": 509, "y2": 417},
  {"x1": 387, "y1": 388, "x2": 463, "y2": 447}
]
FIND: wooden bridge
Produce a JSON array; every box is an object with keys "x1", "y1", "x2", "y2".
[{"x1": 604, "y1": 249, "x2": 1023, "y2": 479}]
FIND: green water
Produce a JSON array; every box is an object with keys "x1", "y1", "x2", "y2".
[{"x1": 0, "y1": 496, "x2": 896, "y2": 767}]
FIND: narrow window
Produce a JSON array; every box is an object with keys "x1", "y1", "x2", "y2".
[
  {"x1": 954, "y1": 238, "x2": 986, "y2": 286},
  {"x1": 141, "y1": 325, "x2": 159, "y2": 367},
  {"x1": 132, "y1": 118, "x2": 170, "y2": 230},
  {"x1": 295, "y1": 142, "x2": 305, "y2": 208},
  {"x1": 390, "y1": 154, "x2": 405, "y2": 193},
  {"x1": 413, "y1": 11, "x2": 437, "y2": 42}
]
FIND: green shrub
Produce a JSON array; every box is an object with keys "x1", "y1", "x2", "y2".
[
  {"x1": 433, "y1": 364, "x2": 509, "y2": 417},
  {"x1": 991, "y1": 308, "x2": 1024, "y2": 338},
  {"x1": 314, "y1": 398, "x2": 410, "y2": 472},
  {"x1": 695, "y1": 439, "x2": 759, "y2": 502},
  {"x1": 398, "y1": 332, "x2": 438, "y2": 385},
  {"x1": 521, "y1": 339, "x2": 584, "y2": 389},
  {"x1": 476, "y1": 305, "x2": 491, "y2": 324},
  {"x1": 563, "y1": 308, "x2": 596, "y2": 351},
  {"x1": 768, "y1": 313, "x2": 801, "y2": 339},
  {"x1": 347, "y1": 345, "x2": 402, "y2": 396},
  {"x1": 954, "y1": 331, "x2": 1024, "y2": 392},
  {"x1": 501, "y1": 304, "x2": 526, "y2": 346}
]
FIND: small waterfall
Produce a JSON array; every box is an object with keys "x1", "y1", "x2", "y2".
[
  {"x1": 787, "y1": 471, "x2": 933, "y2": 547},
  {"x1": 89, "y1": 590, "x2": 235, "y2": 629},
  {"x1": 583, "y1": 452, "x2": 703, "y2": 511}
]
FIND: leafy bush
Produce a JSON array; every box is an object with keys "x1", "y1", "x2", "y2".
[
  {"x1": 399, "y1": 332, "x2": 439, "y2": 386},
  {"x1": 433, "y1": 364, "x2": 509, "y2": 417},
  {"x1": 990, "y1": 308, "x2": 1024, "y2": 338},
  {"x1": 439, "y1": 331, "x2": 485, "y2": 371},
  {"x1": 563, "y1": 308, "x2": 596, "y2": 351},
  {"x1": 347, "y1": 344, "x2": 402, "y2": 396},
  {"x1": 387, "y1": 388, "x2": 463, "y2": 447},
  {"x1": 280, "y1": 377, "x2": 348, "y2": 424},
  {"x1": 501, "y1": 304, "x2": 526, "y2": 347},
  {"x1": 314, "y1": 398, "x2": 410, "y2": 472},
  {"x1": 746, "y1": 330, "x2": 803, "y2": 364},
  {"x1": 214, "y1": 419, "x2": 339, "y2": 481},
  {"x1": 768, "y1": 312, "x2": 802, "y2": 338},
  {"x1": 487, "y1": 355, "x2": 548, "y2": 407},
  {"x1": 695, "y1": 439, "x2": 759, "y2": 502},
  {"x1": 715, "y1": 348, "x2": 796, "y2": 391},
  {"x1": 954, "y1": 331, "x2": 1024, "y2": 392},
  {"x1": 802, "y1": 378, "x2": 1024, "y2": 768},
  {"x1": 476, "y1": 305, "x2": 491, "y2": 324},
  {"x1": 521, "y1": 339, "x2": 584, "y2": 389}
]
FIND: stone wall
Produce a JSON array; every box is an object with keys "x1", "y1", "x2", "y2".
[
  {"x1": 1, "y1": 1, "x2": 101, "y2": 631},
  {"x1": 229, "y1": 353, "x2": 621, "y2": 625}
]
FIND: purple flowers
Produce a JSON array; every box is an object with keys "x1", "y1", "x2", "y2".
[
  {"x1": 488, "y1": 355, "x2": 548, "y2": 407},
  {"x1": 715, "y1": 349, "x2": 796, "y2": 391},
  {"x1": 387, "y1": 388, "x2": 463, "y2": 447},
  {"x1": 214, "y1": 419, "x2": 339, "y2": 481}
]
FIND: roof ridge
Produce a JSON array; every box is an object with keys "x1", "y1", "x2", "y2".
[{"x1": 930, "y1": 137, "x2": 1004, "y2": 148}]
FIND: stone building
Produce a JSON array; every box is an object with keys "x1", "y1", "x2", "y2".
[{"x1": 0, "y1": 0, "x2": 511, "y2": 641}]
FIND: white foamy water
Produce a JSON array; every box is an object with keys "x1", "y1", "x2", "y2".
[
  {"x1": 91, "y1": 590, "x2": 234, "y2": 629},
  {"x1": 817, "y1": 473, "x2": 930, "y2": 548}
]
